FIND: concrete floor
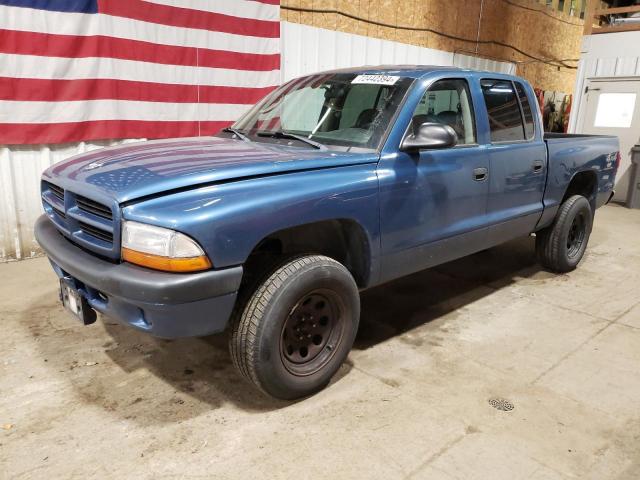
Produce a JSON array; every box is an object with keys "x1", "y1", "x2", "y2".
[{"x1": 1, "y1": 204, "x2": 640, "y2": 479}]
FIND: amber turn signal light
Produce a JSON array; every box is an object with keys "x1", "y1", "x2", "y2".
[
  {"x1": 122, "y1": 247, "x2": 212, "y2": 273},
  {"x1": 121, "y1": 220, "x2": 212, "y2": 273}
]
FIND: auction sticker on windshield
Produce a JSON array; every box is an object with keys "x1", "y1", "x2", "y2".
[{"x1": 352, "y1": 74, "x2": 400, "y2": 85}]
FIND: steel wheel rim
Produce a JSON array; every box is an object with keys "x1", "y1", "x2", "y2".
[
  {"x1": 280, "y1": 289, "x2": 345, "y2": 376},
  {"x1": 567, "y1": 212, "x2": 586, "y2": 258}
]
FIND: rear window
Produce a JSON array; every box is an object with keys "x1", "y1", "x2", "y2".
[
  {"x1": 481, "y1": 80, "x2": 526, "y2": 143},
  {"x1": 515, "y1": 82, "x2": 535, "y2": 139}
]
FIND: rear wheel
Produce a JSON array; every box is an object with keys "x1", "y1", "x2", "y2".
[
  {"x1": 229, "y1": 255, "x2": 359, "y2": 400},
  {"x1": 536, "y1": 195, "x2": 593, "y2": 273}
]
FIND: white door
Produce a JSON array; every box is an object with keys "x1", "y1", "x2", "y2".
[{"x1": 579, "y1": 79, "x2": 640, "y2": 202}]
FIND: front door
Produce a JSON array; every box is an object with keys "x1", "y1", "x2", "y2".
[
  {"x1": 378, "y1": 77, "x2": 491, "y2": 283},
  {"x1": 579, "y1": 79, "x2": 640, "y2": 202}
]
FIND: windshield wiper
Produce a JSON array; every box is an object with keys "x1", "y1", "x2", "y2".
[
  {"x1": 256, "y1": 130, "x2": 326, "y2": 150},
  {"x1": 222, "y1": 127, "x2": 251, "y2": 143}
]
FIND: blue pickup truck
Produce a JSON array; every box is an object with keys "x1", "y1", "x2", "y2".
[{"x1": 36, "y1": 66, "x2": 619, "y2": 399}]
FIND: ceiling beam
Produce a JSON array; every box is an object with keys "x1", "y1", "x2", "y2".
[
  {"x1": 594, "y1": 5, "x2": 640, "y2": 16},
  {"x1": 592, "y1": 22, "x2": 640, "y2": 34}
]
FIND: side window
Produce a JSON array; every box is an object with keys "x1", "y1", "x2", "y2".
[
  {"x1": 515, "y1": 82, "x2": 535, "y2": 139},
  {"x1": 412, "y1": 79, "x2": 476, "y2": 145},
  {"x1": 481, "y1": 79, "x2": 525, "y2": 142}
]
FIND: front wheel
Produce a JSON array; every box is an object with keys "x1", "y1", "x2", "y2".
[
  {"x1": 229, "y1": 255, "x2": 360, "y2": 400},
  {"x1": 536, "y1": 194, "x2": 593, "y2": 273}
]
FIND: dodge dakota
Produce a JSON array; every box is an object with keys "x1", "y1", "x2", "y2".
[{"x1": 35, "y1": 66, "x2": 619, "y2": 399}]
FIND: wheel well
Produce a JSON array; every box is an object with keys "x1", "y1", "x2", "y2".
[
  {"x1": 244, "y1": 220, "x2": 371, "y2": 288},
  {"x1": 563, "y1": 171, "x2": 597, "y2": 210}
]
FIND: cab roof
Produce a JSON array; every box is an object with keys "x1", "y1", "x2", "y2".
[{"x1": 309, "y1": 65, "x2": 516, "y2": 81}]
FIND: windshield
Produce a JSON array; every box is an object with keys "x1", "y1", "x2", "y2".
[{"x1": 231, "y1": 73, "x2": 414, "y2": 150}]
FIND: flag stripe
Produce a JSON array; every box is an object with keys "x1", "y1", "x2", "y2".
[
  {"x1": 0, "y1": 120, "x2": 232, "y2": 145},
  {"x1": 0, "y1": 53, "x2": 281, "y2": 88},
  {"x1": 0, "y1": 77, "x2": 275, "y2": 104},
  {"x1": 0, "y1": 29, "x2": 280, "y2": 71},
  {"x1": 0, "y1": 0, "x2": 97, "y2": 13},
  {"x1": 148, "y1": 0, "x2": 278, "y2": 21},
  {"x1": 0, "y1": 0, "x2": 281, "y2": 145},
  {"x1": 58, "y1": 140, "x2": 267, "y2": 167},
  {"x1": 0, "y1": 0, "x2": 280, "y2": 20},
  {"x1": 0, "y1": 100, "x2": 252, "y2": 123},
  {"x1": 121, "y1": 150, "x2": 287, "y2": 173},
  {"x1": 0, "y1": 5, "x2": 280, "y2": 54},
  {"x1": 98, "y1": 0, "x2": 279, "y2": 38}
]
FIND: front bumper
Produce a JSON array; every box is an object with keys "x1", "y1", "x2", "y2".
[{"x1": 35, "y1": 215, "x2": 243, "y2": 338}]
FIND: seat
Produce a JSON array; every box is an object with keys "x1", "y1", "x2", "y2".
[
  {"x1": 436, "y1": 110, "x2": 459, "y2": 128},
  {"x1": 353, "y1": 109, "x2": 378, "y2": 129},
  {"x1": 436, "y1": 110, "x2": 463, "y2": 138}
]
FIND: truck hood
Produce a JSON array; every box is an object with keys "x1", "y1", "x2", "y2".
[{"x1": 43, "y1": 137, "x2": 380, "y2": 204}]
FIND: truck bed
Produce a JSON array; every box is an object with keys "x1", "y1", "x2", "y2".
[
  {"x1": 538, "y1": 132, "x2": 619, "y2": 230},
  {"x1": 544, "y1": 132, "x2": 617, "y2": 140}
]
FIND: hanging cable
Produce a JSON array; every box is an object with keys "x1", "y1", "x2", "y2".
[
  {"x1": 500, "y1": 0, "x2": 583, "y2": 27},
  {"x1": 280, "y1": 5, "x2": 579, "y2": 69},
  {"x1": 475, "y1": 0, "x2": 485, "y2": 55}
]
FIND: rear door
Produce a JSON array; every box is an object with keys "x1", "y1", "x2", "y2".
[
  {"x1": 578, "y1": 79, "x2": 640, "y2": 202},
  {"x1": 481, "y1": 78, "x2": 547, "y2": 239}
]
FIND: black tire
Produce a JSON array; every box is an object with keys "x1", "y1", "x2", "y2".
[
  {"x1": 229, "y1": 255, "x2": 360, "y2": 400},
  {"x1": 536, "y1": 195, "x2": 593, "y2": 273}
]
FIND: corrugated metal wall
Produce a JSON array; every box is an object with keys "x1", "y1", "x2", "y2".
[
  {"x1": 0, "y1": 140, "x2": 139, "y2": 261},
  {"x1": 0, "y1": 21, "x2": 515, "y2": 262}
]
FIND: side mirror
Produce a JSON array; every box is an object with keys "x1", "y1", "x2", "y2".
[{"x1": 401, "y1": 122, "x2": 458, "y2": 151}]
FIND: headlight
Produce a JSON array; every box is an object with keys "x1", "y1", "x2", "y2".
[{"x1": 121, "y1": 220, "x2": 212, "y2": 272}]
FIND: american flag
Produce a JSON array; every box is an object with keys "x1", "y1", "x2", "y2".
[{"x1": 0, "y1": 0, "x2": 280, "y2": 145}]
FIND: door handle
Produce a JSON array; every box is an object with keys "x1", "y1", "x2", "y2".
[
  {"x1": 532, "y1": 160, "x2": 544, "y2": 173},
  {"x1": 473, "y1": 167, "x2": 488, "y2": 182}
]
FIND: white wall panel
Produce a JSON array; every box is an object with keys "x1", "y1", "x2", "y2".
[
  {"x1": 615, "y1": 57, "x2": 639, "y2": 77},
  {"x1": 569, "y1": 31, "x2": 640, "y2": 132},
  {"x1": 280, "y1": 22, "x2": 514, "y2": 82},
  {"x1": 0, "y1": 21, "x2": 515, "y2": 262},
  {"x1": 595, "y1": 57, "x2": 618, "y2": 77}
]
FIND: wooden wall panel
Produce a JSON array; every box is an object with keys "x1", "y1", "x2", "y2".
[{"x1": 281, "y1": 0, "x2": 584, "y2": 92}]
